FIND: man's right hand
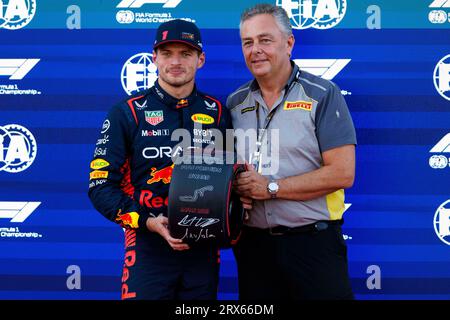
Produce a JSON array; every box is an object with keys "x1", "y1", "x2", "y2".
[
  {"x1": 240, "y1": 196, "x2": 253, "y2": 210},
  {"x1": 146, "y1": 215, "x2": 190, "y2": 251}
]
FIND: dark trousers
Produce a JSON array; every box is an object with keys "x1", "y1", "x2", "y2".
[
  {"x1": 122, "y1": 229, "x2": 220, "y2": 300},
  {"x1": 232, "y1": 222, "x2": 354, "y2": 300}
]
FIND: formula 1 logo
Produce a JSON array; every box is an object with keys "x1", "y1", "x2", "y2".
[
  {"x1": 293, "y1": 59, "x2": 350, "y2": 80},
  {"x1": 428, "y1": 0, "x2": 450, "y2": 24},
  {"x1": 0, "y1": 201, "x2": 40, "y2": 222},
  {"x1": 116, "y1": 0, "x2": 192, "y2": 25},
  {"x1": 117, "y1": 0, "x2": 182, "y2": 8},
  {"x1": 433, "y1": 54, "x2": 450, "y2": 101},
  {"x1": 121, "y1": 53, "x2": 158, "y2": 96},
  {"x1": 434, "y1": 199, "x2": 450, "y2": 246},
  {"x1": 276, "y1": 0, "x2": 346, "y2": 30},
  {"x1": 116, "y1": 0, "x2": 181, "y2": 23},
  {"x1": 0, "y1": 59, "x2": 39, "y2": 80},
  {"x1": 429, "y1": 133, "x2": 450, "y2": 169},
  {"x1": 0, "y1": 0, "x2": 36, "y2": 30},
  {"x1": 0, "y1": 124, "x2": 37, "y2": 173},
  {"x1": 0, "y1": 59, "x2": 41, "y2": 95}
]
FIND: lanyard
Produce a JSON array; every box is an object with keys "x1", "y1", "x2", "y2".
[{"x1": 250, "y1": 82, "x2": 295, "y2": 172}]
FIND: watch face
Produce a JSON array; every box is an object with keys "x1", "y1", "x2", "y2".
[{"x1": 268, "y1": 182, "x2": 278, "y2": 193}]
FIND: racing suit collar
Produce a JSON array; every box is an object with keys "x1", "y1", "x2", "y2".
[{"x1": 153, "y1": 79, "x2": 199, "y2": 110}]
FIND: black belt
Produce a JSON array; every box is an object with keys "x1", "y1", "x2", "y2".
[{"x1": 245, "y1": 219, "x2": 343, "y2": 236}]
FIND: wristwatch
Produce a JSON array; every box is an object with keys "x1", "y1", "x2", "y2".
[{"x1": 267, "y1": 180, "x2": 279, "y2": 199}]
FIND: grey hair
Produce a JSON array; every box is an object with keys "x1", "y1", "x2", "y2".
[{"x1": 239, "y1": 3, "x2": 293, "y2": 37}]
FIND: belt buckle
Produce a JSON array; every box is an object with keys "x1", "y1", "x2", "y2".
[
  {"x1": 268, "y1": 227, "x2": 284, "y2": 236},
  {"x1": 314, "y1": 221, "x2": 329, "y2": 232}
]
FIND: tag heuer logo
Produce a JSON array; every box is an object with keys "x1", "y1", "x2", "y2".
[{"x1": 145, "y1": 110, "x2": 164, "y2": 126}]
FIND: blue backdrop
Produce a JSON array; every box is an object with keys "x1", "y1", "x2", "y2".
[{"x1": 0, "y1": 0, "x2": 449, "y2": 300}]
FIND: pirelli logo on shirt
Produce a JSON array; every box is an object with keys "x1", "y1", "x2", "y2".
[
  {"x1": 90, "y1": 170, "x2": 109, "y2": 180},
  {"x1": 283, "y1": 101, "x2": 313, "y2": 111}
]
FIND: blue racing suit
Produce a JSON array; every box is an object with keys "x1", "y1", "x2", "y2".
[{"x1": 88, "y1": 80, "x2": 232, "y2": 299}]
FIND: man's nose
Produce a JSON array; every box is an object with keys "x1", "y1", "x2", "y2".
[
  {"x1": 170, "y1": 54, "x2": 182, "y2": 64},
  {"x1": 251, "y1": 42, "x2": 262, "y2": 55}
]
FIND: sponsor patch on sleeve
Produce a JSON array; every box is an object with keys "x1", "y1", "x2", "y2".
[
  {"x1": 90, "y1": 159, "x2": 110, "y2": 170},
  {"x1": 90, "y1": 170, "x2": 109, "y2": 180},
  {"x1": 283, "y1": 101, "x2": 313, "y2": 111},
  {"x1": 115, "y1": 210, "x2": 140, "y2": 229}
]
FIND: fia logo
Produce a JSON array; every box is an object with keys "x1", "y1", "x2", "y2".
[
  {"x1": 434, "y1": 200, "x2": 450, "y2": 246},
  {"x1": 428, "y1": 0, "x2": 450, "y2": 24},
  {"x1": 121, "y1": 53, "x2": 158, "y2": 96},
  {"x1": 429, "y1": 133, "x2": 450, "y2": 169},
  {"x1": 433, "y1": 54, "x2": 450, "y2": 101},
  {"x1": 0, "y1": 0, "x2": 36, "y2": 30},
  {"x1": 0, "y1": 124, "x2": 37, "y2": 173},
  {"x1": 276, "y1": 0, "x2": 347, "y2": 30},
  {"x1": 116, "y1": 10, "x2": 135, "y2": 24}
]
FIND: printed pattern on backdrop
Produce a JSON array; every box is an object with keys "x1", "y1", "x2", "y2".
[{"x1": 0, "y1": 0, "x2": 449, "y2": 300}]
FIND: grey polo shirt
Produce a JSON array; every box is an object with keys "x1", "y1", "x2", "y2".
[{"x1": 226, "y1": 63, "x2": 357, "y2": 229}]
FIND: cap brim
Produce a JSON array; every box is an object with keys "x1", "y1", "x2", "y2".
[{"x1": 153, "y1": 39, "x2": 202, "y2": 52}]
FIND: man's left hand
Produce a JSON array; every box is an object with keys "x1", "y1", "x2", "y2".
[{"x1": 234, "y1": 163, "x2": 270, "y2": 200}]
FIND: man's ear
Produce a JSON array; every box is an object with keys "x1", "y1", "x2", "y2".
[
  {"x1": 197, "y1": 52, "x2": 206, "y2": 69},
  {"x1": 152, "y1": 50, "x2": 158, "y2": 66},
  {"x1": 287, "y1": 35, "x2": 295, "y2": 57}
]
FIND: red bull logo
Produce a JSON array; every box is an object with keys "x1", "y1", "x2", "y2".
[
  {"x1": 147, "y1": 164, "x2": 174, "y2": 184},
  {"x1": 115, "y1": 210, "x2": 139, "y2": 229},
  {"x1": 176, "y1": 99, "x2": 188, "y2": 108},
  {"x1": 139, "y1": 190, "x2": 169, "y2": 209}
]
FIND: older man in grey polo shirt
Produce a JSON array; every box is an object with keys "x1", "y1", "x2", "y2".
[{"x1": 227, "y1": 4, "x2": 356, "y2": 300}]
